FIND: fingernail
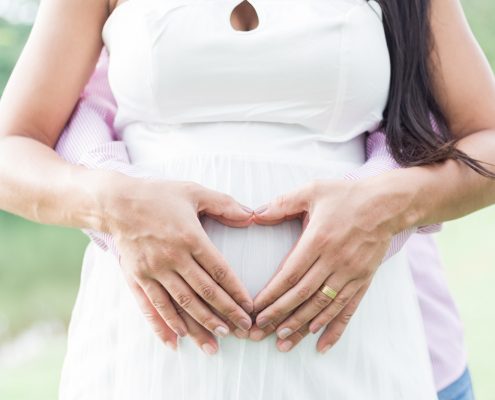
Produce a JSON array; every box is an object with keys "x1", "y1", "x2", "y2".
[
  {"x1": 241, "y1": 301, "x2": 254, "y2": 314},
  {"x1": 202, "y1": 343, "x2": 217, "y2": 355},
  {"x1": 320, "y1": 344, "x2": 331, "y2": 354},
  {"x1": 250, "y1": 329, "x2": 265, "y2": 341},
  {"x1": 165, "y1": 340, "x2": 177, "y2": 351},
  {"x1": 254, "y1": 204, "x2": 268, "y2": 214},
  {"x1": 277, "y1": 328, "x2": 293, "y2": 340},
  {"x1": 240, "y1": 204, "x2": 253, "y2": 214},
  {"x1": 257, "y1": 316, "x2": 270, "y2": 329},
  {"x1": 238, "y1": 318, "x2": 252, "y2": 331},
  {"x1": 214, "y1": 325, "x2": 229, "y2": 337},
  {"x1": 279, "y1": 340, "x2": 293, "y2": 352},
  {"x1": 310, "y1": 324, "x2": 322, "y2": 334}
]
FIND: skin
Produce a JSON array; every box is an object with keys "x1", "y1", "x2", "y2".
[
  {"x1": 0, "y1": 0, "x2": 255, "y2": 355},
  {"x1": 145, "y1": 0, "x2": 495, "y2": 354},
  {"x1": 248, "y1": 0, "x2": 495, "y2": 353},
  {"x1": 0, "y1": 0, "x2": 494, "y2": 358}
]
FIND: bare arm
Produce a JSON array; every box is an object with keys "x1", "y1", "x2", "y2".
[
  {"x1": 0, "y1": 0, "x2": 254, "y2": 345},
  {"x1": 360, "y1": 0, "x2": 495, "y2": 232},
  {"x1": 249, "y1": 0, "x2": 495, "y2": 353},
  {"x1": 0, "y1": 0, "x2": 110, "y2": 229}
]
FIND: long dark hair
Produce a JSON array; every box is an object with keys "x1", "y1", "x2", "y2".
[{"x1": 372, "y1": 0, "x2": 495, "y2": 177}]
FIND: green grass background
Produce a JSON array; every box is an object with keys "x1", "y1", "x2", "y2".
[{"x1": 0, "y1": 0, "x2": 494, "y2": 398}]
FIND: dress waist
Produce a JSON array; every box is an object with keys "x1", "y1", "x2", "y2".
[{"x1": 121, "y1": 121, "x2": 366, "y2": 171}]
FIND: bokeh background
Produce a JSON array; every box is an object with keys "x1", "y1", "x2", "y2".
[{"x1": 0, "y1": 0, "x2": 494, "y2": 398}]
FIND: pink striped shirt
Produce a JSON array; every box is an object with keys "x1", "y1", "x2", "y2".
[{"x1": 55, "y1": 48, "x2": 467, "y2": 391}]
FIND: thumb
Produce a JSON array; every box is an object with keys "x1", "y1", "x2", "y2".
[
  {"x1": 197, "y1": 188, "x2": 253, "y2": 227},
  {"x1": 253, "y1": 185, "x2": 311, "y2": 225}
]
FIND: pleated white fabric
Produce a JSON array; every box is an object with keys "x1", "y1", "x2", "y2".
[{"x1": 59, "y1": 0, "x2": 438, "y2": 398}]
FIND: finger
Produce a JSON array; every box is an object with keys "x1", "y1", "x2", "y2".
[
  {"x1": 179, "y1": 255, "x2": 253, "y2": 332},
  {"x1": 207, "y1": 303, "x2": 250, "y2": 339},
  {"x1": 139, "y1": 278, "x2": 189, "y2": 339},
  {"x1": 196, "y1": 187, "x2": 253, "y2": 227},
  {"x1": 253, "y1": 258, "x2": 330, "y2": 332},
  {"x1": 162, "y1": 272, "x2": 232, "y2": 338},
  {"x1": 190, "y1": 230, "x2": 254, "y2": 315},
  {"x1": 128, "y1": 278, "x2": 180, "y2": 350},
  {"x1": 248, "y1": 311, "x2": 291, "y2": 342},
  {"x1": 276, "y1": 323, "x2": 310, "y2": 353},
  {"x1": 172, "y1": 299, "x2": 220, "y2": 355},
  {"x1": 316, "y1": 282, "x2": 370, "y2": 353},
  {"x1": 275, "y1": 277, "x2": 360, "y2": 340},
  {"x1": 251, "y1": 183, "x2": 313, "y2": 225},
  {"x1": 253, "y1": 225, "x2": 321, "y2": 317}
]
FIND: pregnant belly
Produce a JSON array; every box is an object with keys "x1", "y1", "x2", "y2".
[{"x1": 122, "y1": 121, "x2": 366, "y2": 296}]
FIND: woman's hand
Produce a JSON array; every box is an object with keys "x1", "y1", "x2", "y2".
[
  {"x1": 130, "y1": 286, "x2": 248, "y2": 355},
  {"x1": 105, "y1": 175, "x2": 255, "y2": 345},
  {"x1": 250, "y1": 178, "x2": 409, "y2": 353}
]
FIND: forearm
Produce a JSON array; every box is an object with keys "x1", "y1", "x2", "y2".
[
  {"x1": 0, "y1": 134, "x2": 122, "y2": 231},
  {"x1": 363, "y1": 129, "x2": 495, "y2": 232}
]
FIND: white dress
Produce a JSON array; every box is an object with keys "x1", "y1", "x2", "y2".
[{"x1": 59, "y1": 0, "x2": 438, "y2": 398}]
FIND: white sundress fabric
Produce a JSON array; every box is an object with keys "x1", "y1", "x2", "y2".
[{"x1": 58, "y1": 0, "x2": 438, "y2": 399}]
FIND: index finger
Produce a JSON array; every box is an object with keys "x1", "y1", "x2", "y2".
[
  {"x1": 253, "y1": 224, "x2": 321, "y2": 317},
  {"x1": 190, "y1": 226, "x2": 254, "y2": 315}
]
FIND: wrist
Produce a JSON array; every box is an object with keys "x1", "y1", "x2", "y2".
[
  {"x1": 354, "y1": 166, "x2": 436, "y2": 234},
  {"x1": 79, "y1": 168, "x2": 137, "y2": 233}
]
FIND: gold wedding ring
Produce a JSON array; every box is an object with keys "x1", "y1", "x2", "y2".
[{"x1": 320, "y1": 284, "x2": 338, "y2": 300}]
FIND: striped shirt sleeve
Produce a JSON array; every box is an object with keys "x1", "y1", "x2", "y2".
[{"x1": 343, "y1": 129, "x2": 442, "y2": 261}]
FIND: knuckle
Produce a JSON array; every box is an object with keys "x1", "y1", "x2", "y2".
[
  {"x1": 333, "y1": 295, "x2": 348, "y2": 310},
  {"x1": 340, "y1": 311, "x2": 354, "y2": 324},
  {"x1": 179, "y1": 231, "x2": 198, "y2": 248},
  {"x1": 296, "y1": 285, "x2": 311, "y2": 301},
  {"x1": 295, "y1": 325, "x2": 309, "y2": 338},
  {"x1": 211, "y1": 264, "x2": 228, "y2": 283},
  {"x1": 285, "y1": 272, "x2": 300, "y2": 287},
  {"x1": 177, "y1": 293, "x2": 193, "y2": 309},
  {"x1": 142, "y1": 310, "x2": 156, "y2": 323},
  {"x1": 199, "y1": 284, "x2": 216, "y2": 302},
  {"x1": 323, "y1": 309, "x2": 338, "y2": 322},
  {"x1": 151, "y1": 298, "x2": 167, "y2": 312},
  {"x1": 313, "y1": 293, "x2": 331, "y2": 309},
  {"x1": 223, "y1": 306, "x2": 242, "y2": 321}
]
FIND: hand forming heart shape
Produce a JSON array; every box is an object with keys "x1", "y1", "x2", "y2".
[{"x1": 150, "y1": 176, "x2": 400, "y2": 355}]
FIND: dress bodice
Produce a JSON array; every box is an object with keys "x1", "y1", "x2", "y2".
[{"x1": 102, "y1": 0, "x2": 391, "y2": 142}]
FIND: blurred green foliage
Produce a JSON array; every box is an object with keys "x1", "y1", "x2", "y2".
[{"x1": 0, "y1": 0, "x2": 494, "y2": 398}]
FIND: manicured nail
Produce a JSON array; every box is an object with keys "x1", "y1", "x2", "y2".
[
  {"x1": 240, "y1": 204, "x2": 253, "y2": 214},
  {"x1": 257, "y1": 316, "x2": 270, "y2": 329},
  {"x1": 250, "y1": 329, "x2": 265, "y2": 341},
  {"x1": 277, "y1": 328, "x2": 293, "y2": 340},
  {"x1": 241, "y1": 301, "x2": 254, "y2": 314},
  {"x1": 310, "y1": 324, "x2": 322, "y2": 334},
  {"x1": 254, "y1": 204, "x2": 268, "y2": 214},
  {"x1": 202, "y1": 343, "x2": 217, "y2": 355},
  {"x1": 279, "y1": 340, "x2": 293, "y2": 352},
  {"x1": 238, "y1": 318, "x2": 252, "y2": 331},
  {"x1": 320, "y1": 344, "x2": 331, "y2": 354},
  {"x1": 214, "y1": 325, "x2": 229, "y2": 337}
]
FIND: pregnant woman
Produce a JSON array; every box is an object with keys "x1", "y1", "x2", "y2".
[{"x1": 0, "y1": 0, "x2": 494, "y2": 398}]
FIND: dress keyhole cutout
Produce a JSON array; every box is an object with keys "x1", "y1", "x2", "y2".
[{"x1": 229, "y1": 0, "x2": 259, "y2": 32}]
